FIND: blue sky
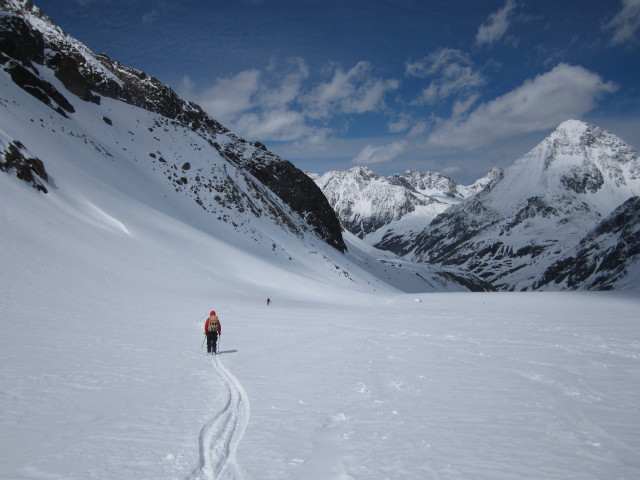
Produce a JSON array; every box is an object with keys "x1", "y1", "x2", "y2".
[{"x1": 35, "y1": 0, "x2": 640, "y2": 182}]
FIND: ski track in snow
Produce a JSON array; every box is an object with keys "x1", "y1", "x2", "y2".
[{"x1": 187, "y1": 355, "x2": 250, "y2": 480}]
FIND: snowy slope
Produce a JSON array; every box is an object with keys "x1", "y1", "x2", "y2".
[
  {"x1": 1, "y1": 3, "x2": 640, "y2": 479},
  {"x1": 2, "y1": 153, "x2": 640, "y2": 479},
  {"x1": 0, "y1": 0, "x2": 345, "y2": 256},
  {"x1": 2, "y1": 183, "x2": 640, "y2": 479},
  {"x1": 380, "y1": 120, "x2": 640, "y2": 291}
]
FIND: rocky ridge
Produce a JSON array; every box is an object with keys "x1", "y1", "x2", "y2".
[{"x1": 0, "y1": 0, "x2": 345, "y2": 252}]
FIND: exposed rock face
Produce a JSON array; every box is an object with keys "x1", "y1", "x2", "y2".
[
  {"x1": 0, "y1": 0, "x2": 345, "y2": 252},
  {"x1": 228, "y1": 149, "x2": 346, "y2": 252},
  {"x1": 534, "y1": 196, "x2": 640, "y2": 290}
]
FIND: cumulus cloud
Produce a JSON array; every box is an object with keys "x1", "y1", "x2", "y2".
[
  {"x1": 305, "y1": 61, "x2": 399, "y2": 118},
  {"x1": 427, "y1": 63, "x2": 618, "y2": 149},
  {"x1": 260, "y1": 58, "x2": 309, "y2": 109},
  {"x1": 605, "y1": 0, "x2": 640, "y2": 44},
  {"x1": 353, "y1": 141, "x2": 408, "y2": 165},
  {"x1": 476, "y1": 0, "x2": 517, "y2": 46},
  {"x1": 179, "y1": 59, "x2": 398, "y2": 144},
  {"x1": 233, "y1": 110, "x2": 311, "y2": 142},
  {"x1": 406, "y1": 48, "x2": 485, "y2": 105},
  {"x1": 189, "y1": 69, "x2": 260, "y2": 120}
]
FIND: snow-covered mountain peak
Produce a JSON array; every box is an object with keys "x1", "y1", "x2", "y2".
[
  {"x1": 477, "y1": 120, "x2": 639, "y2": 218},
  {"x1": 312, "y1": 165, "x2": 502, "y2": 247},
  {"x1": 349, "y1": 164, "x2": 378, "y2": 177},
  {"x1": 327, "y1": 165, "x2": 383, "y2": 186},
  {"x1": 389, "y1": 169, "x2": 461, "y2": 198},
  {"x1": 555, "y1": 118, "x2": 590, "y2": 137},
  {"x1": 385, "y1": 119, "x2": 640, "y2": 290},
  {"x1": 521, "y1": 119, "x2": 638, "y2": 171}
]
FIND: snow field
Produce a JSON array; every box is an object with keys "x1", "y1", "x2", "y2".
[
  {"x1": 186, "y1": 355, "x2": 249, "y2": 480},
  {"x1": 2, "y1": 166, "x2": 640, "y2": 478},
  {"x1": 229, "y1": 293, "x2": 640, "y2": 480},
  {"x1": 1, "y1": 48, "x2": 640, "y2": 479}
]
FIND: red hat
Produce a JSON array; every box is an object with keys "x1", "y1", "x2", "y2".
[{"x1": 210, "y1": 310, "x2": 216, "y2": 316}]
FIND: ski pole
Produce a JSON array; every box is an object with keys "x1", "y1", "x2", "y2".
[{"x1": 201, "y1": 335, "x2": 205, "y2": 348}]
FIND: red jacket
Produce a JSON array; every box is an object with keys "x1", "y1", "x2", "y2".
[{"x1": 204, "y1": 315, "x2": 222, "y2": 335}]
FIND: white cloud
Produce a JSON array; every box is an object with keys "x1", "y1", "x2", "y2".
[
  {"x1": 387, "y1": 114, "x2": 429, "y2": 137},
  {"x1": 387, "y1": 115, "x2": 412, "y2": 133},
  {"x1": 343, "y1": 78, "x2": 400, "y2": 114},
  {"x1": 181, "y1": 66, "x2": 311, "y2": 142},
  {"x1": 408, "y1": 121, "x2": 428, "y2": 137},
  {"x1": 605, "y1": 0, "x2": 640, "y2": 44},
  {"x1": 305, "y1": 61, "x2": 399, "y2": 118},
  {"x1": 179, "y1": 59, "x2": 398, "y2": 145},
  {"x1": 190, "y1": 69, "x2": 260, "y2": 120},
  {"x1": 353, "y1": 141, "x2": 408, "y2": 165},
  {"x1": 233, "y1": 110, "x2": 311, "y2": 142},
  {"x1": 260, "y1": 58, "x2": 309, "y2": 109},
  {"x1": 452, "y1": 93, "x2": 480, "y2": 118},
  {"x1": 476, "y1": 0, "x2": 517, "y2": 46},
  {"x1": 427, "y1": 63, "x2": 618, "y2": 149},
  {"x1": 406, "y1": 48, "x2": 470, "y2": 78},
  {"x1": 406, "y1": 48, "x2": 485, "y2": 105},
  {"x1": 178, "y1": 75, "x2": 195, "y2": 99}
]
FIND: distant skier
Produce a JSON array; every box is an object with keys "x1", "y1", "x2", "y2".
[
  {"x1": 204, "y1": 310, "x2": 222, "y2": 354},
  {"x1": 267, "y1": 298, "x2": 271, "y2": 306}
]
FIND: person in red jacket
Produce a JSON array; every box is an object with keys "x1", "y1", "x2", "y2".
[{"x1": 204, "y1": 310, "x2": 222, "y2": 354}]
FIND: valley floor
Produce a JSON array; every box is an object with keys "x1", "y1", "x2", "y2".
[{"x1": 2, "y1": 290, "x2": 639, "y2": 480}]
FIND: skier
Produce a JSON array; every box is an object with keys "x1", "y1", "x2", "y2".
[
  {"x1": 267, "y1": 298, "x2": 271, "y2": 306},
  {"x1": 204, "y1": 310, "x2": 222, "y2": 354}
]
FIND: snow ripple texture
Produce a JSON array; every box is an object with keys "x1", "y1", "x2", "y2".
[{"x1": 187, "y1": 356, "x2": 250, "y2": 480}]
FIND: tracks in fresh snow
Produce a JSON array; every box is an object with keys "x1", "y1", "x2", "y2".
[{"x1": 187, "y1": 355, "x2": 250, "y2": 480}]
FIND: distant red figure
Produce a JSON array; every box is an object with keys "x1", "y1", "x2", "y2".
[{"x1": 203, "y1": 310, "x2": 222, "y2": 354}]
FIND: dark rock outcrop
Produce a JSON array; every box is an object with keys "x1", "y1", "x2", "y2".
[{"x1": 1, "y1": 141, "x2": 49, "y2": 192}]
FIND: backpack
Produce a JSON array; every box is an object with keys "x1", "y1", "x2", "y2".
[{"x1": 208, "y1": 315, "x2": 219, "y2": 332}]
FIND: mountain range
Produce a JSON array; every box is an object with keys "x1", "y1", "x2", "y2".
[
  {"x1": 1, "y1": 0, "x2": 639, "y2": 292},
  {"x1": 0, "y1": 0, "x2": 475, "y2": 294},
  {"x1": 3, "y1": 3, "x2": 640, "y2": 479},
  {"x1": 309, "y1": 166, "x2": 500, "y2": 245},
  {"x1": 313, "y1": 121, "x2": 640, "y2": 291}
]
